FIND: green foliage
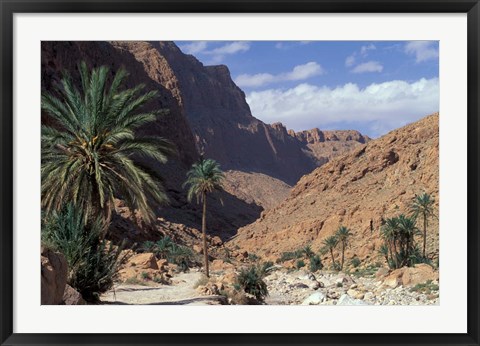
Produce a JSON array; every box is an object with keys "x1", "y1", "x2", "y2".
[
  {"x1": 142, "y1": 237, "x2": 196, "y2": 272},
  {"x1": 278, "y1": 249, "x2": 305, "y2": 263},
  {"x1": 41, "y1": 61, "x2": 175, "y2": 223},
  {"x1": 42, "y1": 204, "x2": 127, "y2": 302},
  {"x1": 410, "y1": 192, "x2": 436, "y2": 258},
  {"x1": 331, "y1": 262, "x2": 341, "y2": 272},
  {"x1": 183, "y1": 158, "x2": 225, "y2": 204},
  {"x1": 236, "y1": 266, "x2": 269, "y2": 302},
  {"x1": 140, "y1": 272, "x2": 150, "y2": 280},
  {"x1": 302, "y1": 245, "x2": 315, "y2": 258},
  {"x1": 380, "y1": 214, "x2": 420, "y2": 269},
  {"x1": 260, "y1": 261, "x2": 275, "y2": 275},
  {"x1": 248, "y1": 253, "x2": 260, "y2": 262},
  {"x1": 309, "y1": 255, "x2": 323, "y2": 272},
  {"x1": 350, "y1": 257, "x2": 361, "y2": 268},
  {"x1": 296, "y1": 259, "x2": 306, "y2": 269}
]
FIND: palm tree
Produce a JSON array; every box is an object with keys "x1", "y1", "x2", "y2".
[
  {"x1": 335, "y1": 226, "x2": 351, "y2": 270},
  {"x1": 322, "y1": 235, "x2": 339, "y2": 269},
  {"x1": 183, "y1": 158, "x2": 225, "y2": 277},
  {"x1": 410, "y1": 192, "x2": 435, "y2": 258},
  {"x1": 41, "y1": 61, "x2": 175, "y2": 225},
  {"x1": 397, "y1": 214, "x2": 419, "y2": 266},
  {"x1": 381, "y1": 217, "x2": 400, "y2": 268}
]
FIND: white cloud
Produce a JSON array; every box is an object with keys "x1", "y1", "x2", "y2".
[
  {"x1": 360, "y1": 43, "x2": 376, "y2": 56},
  {"x1": 235, "y1": 62, "x2": 324, "y2": 88},
  {"x1": 345, "y1": 55, "x2": 356, "y2": 67},
  {"x1": 245, "y1": 77, "x2": 439, "y2": 137},
  {"x1": 179, "y1": 41, "x2": 209, "y2": 54},
  {"x1": 405, "y1": 41, "x2": 439, "y2": 63},
  {"x1": 351, "y1": 61, "x2": 384, "y2": 73},
  {"x1": 178, "y1": 41, "x2": 250, "y2": 64}
]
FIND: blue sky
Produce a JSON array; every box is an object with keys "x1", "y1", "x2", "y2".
[{"x1": 176, "y1": 41, "x2": 439, "y2": 138}]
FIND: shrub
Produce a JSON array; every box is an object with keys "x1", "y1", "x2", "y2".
[
  {"x1": 235, "y1": 266, "x2": 269, "y2": 302},
  {"x1": 42, "y1": 204, "x2": 127, "y2": 302},
  {"x1": 331, "y1": 262, "x2": 341, "y2": 272},
  {"x1": 309, "y1": 255, "x2": 323, "y2": 272},
  {"x1": 260, "y1": 261, "x2": 275, "y2": 275},
  {"x1": 140, "y1": 272, "x2": 150, "y2": 280},
  {"x1": 248, "y1": 253, "x2": 260, "y2": 262},
  {"x1": 142, "y1": 237, "x2": 196, "y2": 272},
  {"x1": 278, "y1": 249, "x2": 305, "y2": 263},
  {"x1": 350, "y1": 257, "x2": 361, "y2": 268},
  {"x1": 296, "y1": 259, "x2": 306, "y2": 269},
  {"x1": 336, "y1": 282, "x2": 343, "y2": 288}
]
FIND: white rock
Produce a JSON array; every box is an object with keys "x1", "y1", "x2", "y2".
[
  {"x1": 301, "y1": 291, "x2": 326, "y2": 305},
  {"x1": 337, "y1": 294, "x2": 369, "y2": 306}
]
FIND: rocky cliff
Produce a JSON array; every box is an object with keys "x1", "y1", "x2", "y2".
[{"x1": 230, "y1": 113, "x2": 439, "y2": 266}]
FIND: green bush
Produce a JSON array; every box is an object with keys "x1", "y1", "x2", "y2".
[
  {"x1": 296, "y1": 259, "x2": 306, "y2": 269},
  {"x1": 260, "y1": 261, "x2": 275, "y2": 275},
  {"x1": 236, "y1": 266, "x2": 269, "y2": 302},
  {"x1": 350, "y1": 257, "x2": 361, "y2": 268},
  {"x1": 142, "y1": 237, "x2": 196, "y2": 272},
  {"x1": 42, "y1": 205, "x2": 127, "y2": 302},
  {"x1": 278, "y1": 249, "x2": 305, "y2": 263},
  {"x1": 309, "y1": 255, "x2": 323, "y2": 272}
]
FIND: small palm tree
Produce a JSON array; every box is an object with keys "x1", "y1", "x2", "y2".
[
  {"x1": 335, "y1": 226, "x2": 351, "y2": 270},
  {"x1": 322, "y1": 235, "x2": 339, "y2": 269},
  {"x1": 381, "y1": 217, "x2": 400, "y2": 268},
  {"x1": 397, "y1": 214, "x2": 419, "y2": 266},
  {"x1": 41, "y1": 61, "x2": 175, "y2": 225},
  {"x1": 410, "y1": 192, "x2": 435, "y2": 258},
  {"x1": 183, "y1": 158, "x2": 225, "y2": 277}
]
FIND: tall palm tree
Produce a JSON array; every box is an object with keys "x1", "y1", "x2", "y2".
[
  {"x1": 41, "y1": 61, "x2": 175, "y2": 225},
  {"x1": 322, "y1": 235, "x2": 339, "y2": 269},
  {"x1": 335, "y1": 226, "x2": 351, "y2": 270},
  {"x1": 410, "y1": 192, "x2": 435, "y2": 258},
  {"x1": 183, "y1": 158, "x2": 225, "y2": 277}
]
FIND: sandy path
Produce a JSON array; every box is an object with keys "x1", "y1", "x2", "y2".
[{"x1": 101, "y1": 271, "x2": 226, "y2": 305}]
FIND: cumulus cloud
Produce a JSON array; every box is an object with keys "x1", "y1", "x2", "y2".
[
  {"x1": 178, "y1": 41, "x2": 250, "y2": 64},
  {"x1": 245, "y1": 77, "x2": 439, "y2": 137},
  {"x1": 360, "y1": 43, "x2": 376, "y2": 56},
  {"x1": 351, "y1": 61, "x2": 384, "y2": 73},
  {"x1": 235, "y1": 62, "x2": 324, "y2": 88},
  {"x1": 405, "y1": 41, "x2": 439, "y2": 63}
]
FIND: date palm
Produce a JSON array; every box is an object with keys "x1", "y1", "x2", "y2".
[
  {"x1": 335, "y1": 226, "x2": 351, "y2": 270},
  {"x1": 381, "y1": 217, "x2": 400, "y2": 268},
  {"x1": 397, "y1": 214, "x2": 419, "y2": 266},
  {"x1": 410, "y1": 192, "x2": 435, "y2": 258},
  {"x1": 41, "y1": 61, "x2": 175, "y2": 225},
  {"x1": 183, "y1": 158, "x2": 225, "y2": 277},
  {"x1": 322, "y1": 235, "x2": 339, "y2": 269}
]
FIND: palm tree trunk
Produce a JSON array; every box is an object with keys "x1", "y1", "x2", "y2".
[
  {"x1": 423, "y1": 214, "x2": 427, "y2": 258},
  {"x1": 202, "y1": 192, "x2": 209, "y2": 277},
  {"x1": 341, "y1": 242, "x2": 345, "y2": 270},
  {"x1": 330, "y1": 248, "x2": 336, "y2": 268}
]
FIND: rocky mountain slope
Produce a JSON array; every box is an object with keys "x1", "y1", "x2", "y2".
[
  {"x1": 230, "y1": 113, "x2": 439, "y2": 266},
  {"x1": 41, "y1": 40, "x2": 372, "y2": 240}
]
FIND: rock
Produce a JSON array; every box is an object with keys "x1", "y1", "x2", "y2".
[
  {"x1": 41, "y1": 246, "x2": 68, "y2": 305},
  {"x1": 193, "y1": 245, "x2": 203, "y2": 254},
  {"x1": 210, "y1": 259, "x2": 235, "y2": 271},
  {"x1": 401, "y1": 264, "x2": 438, "y2": 287},
  {"x1": 311, "y1": 281, "x2": 324, "y2": 290},
  {"x1": 211, "y1": 236, "x2": 223, "y2": 247},
  {"x1": 375, "y1": 267, "x2": 390, "y2": 279},
  {"x1": 347, "y1": 289, "x2": 365, "y2": 300},
  {"x1": 156, "y1": 259, "x2": 169, "y2": 271},
  {"x1": 291, "y1": 283, "x2": 309, "y2": 289},
  {"x1": 337, "y1": 294, "x2": 369, "y2": 306},
  {"x1": 62, "y1": 285, "x2": 86, "y2": 305},
  {"x1": 301, "y1": 291, "x2": 326, "y2": 305},
  {"x1": 128, "y1": 253, "x2": 158, "y2": 270}
]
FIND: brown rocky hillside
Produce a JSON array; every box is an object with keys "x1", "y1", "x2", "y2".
[{"x1": 229, "y1": 113, "x2": 439, "y2": 266}]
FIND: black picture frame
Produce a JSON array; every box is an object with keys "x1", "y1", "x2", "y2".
[{"x1": 1, "y1": 1, "x2": 479, "y2": 345}]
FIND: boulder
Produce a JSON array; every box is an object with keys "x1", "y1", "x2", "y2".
[
  {"x1": 41, "y1": 246, "x2": 68, "y2": 305},
  {"x1": 382, "y1": 264, "x2": 438, "y2": 288},
  {"x1": 301, "y1": 291, "x2": 326, "y2": 305},
  {"x1": 127, "y1": 253, "x2": 158, "y2": 270},
  {"x1": 337, "y1": 294, "x2": 369, "y2": 306},
  {"x1": 402, "y1": 264, "x2": 438, "y2": 286},
  {"x1": 210, "y1": 259, "x2": 235, "y2": 271},
  {"x1": 211, "y1": 236, "x2": 223, "y2": 247},
  {"x1": 375, "y1": 267, "x2": 390, "y2": 279},
  {"x1": 63, "y1": 284, "x2": 86, "y2": 305}
]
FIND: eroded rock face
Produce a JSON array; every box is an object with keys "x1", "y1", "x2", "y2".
[
  {"x1": 230, "y1": 114, "x2": 439, "y2": 267},
  {"x1": 41, "y1": 246, "x2": 68, "y2": 305}
]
